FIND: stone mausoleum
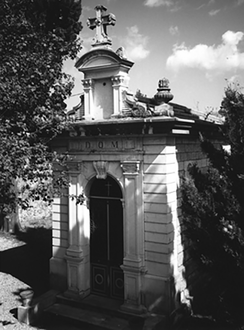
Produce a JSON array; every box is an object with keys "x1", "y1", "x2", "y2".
[{"x1": 50, "y1": 5, "x2": 221, "y2": 315}]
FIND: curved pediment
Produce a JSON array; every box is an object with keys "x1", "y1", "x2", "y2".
[
  {"x1": 75, "y1": 48, "x2": 134, "y2": 72},
  {"x1": 79, "y1": 52, "x2": 118, "y2": 69}
]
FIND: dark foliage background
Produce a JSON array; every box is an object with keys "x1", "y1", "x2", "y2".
[
  {"x1": 0, "y1": 0, "x2": 82, "y2": 219},
  {"x1": 181, "y1": 85, "x2": 244, "y2": 326}
]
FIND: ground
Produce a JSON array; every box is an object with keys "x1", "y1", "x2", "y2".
[
  {"x1": 0, "y1": 230, "x2": 42, "y2": 330},
  {"x1": 0, "y1": 201, "x2": 82, "y2": 330}
]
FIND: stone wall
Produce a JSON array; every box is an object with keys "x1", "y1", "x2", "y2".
[
  {"x1": 141, "y1": 136, "x2": 177, "y2": 312},
  {"x1": 139, "y1": 134, "x2": 215, "y2": 312},
  {"x1": 49, "y1": 131, "x2": 224, "y2": 314}
]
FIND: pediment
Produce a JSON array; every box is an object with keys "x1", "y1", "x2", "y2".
[
  {"x1": 76, "y1": 49, "x2": 119, "y2": 69},
  {"x1": 75, "y1": 48, "x2": 134, "y2": 72},
  {"x1": 81, "y1": 54, "x2": 118, "y2": 69}
]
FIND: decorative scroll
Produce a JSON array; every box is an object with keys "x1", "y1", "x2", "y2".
[
  {"x1": 115, "y1": 46, "x2": 127, "y2": 59},
  {"x1": 93, "y1": 161, "x2": 108, "y2": 179},
  {"x1": 121, "y1": 90, "x2": 153, "y2": 118}
]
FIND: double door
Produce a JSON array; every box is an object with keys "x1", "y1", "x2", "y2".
[{"x1": 90, "y1": 176, "x2": 124, "y2": 300}]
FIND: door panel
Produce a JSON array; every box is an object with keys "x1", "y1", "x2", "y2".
[
  {"x1": 110, "y1": 266, "x2": 124, "y2": 299},
  {"x1": 91, "y1": 263, "x2": 108, "y2": 296},
  {"x1": 109, "y1": 199, "x2": 123, "y2": 264},
  {"x1": 90, "y1": 198, "x2": 108, "y2": 264}
]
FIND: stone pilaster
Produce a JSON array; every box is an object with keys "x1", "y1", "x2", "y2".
[
  {"x1": 82, "y1": 79, "x2": 94, "y2": 120},
  {"x1": 111, "y1": 75, "x2": 130, "y2": 116},
  {"x1": 120, "y1": 161, "x2": 146, "y2": 314},
  {"x1": 65, "y1": 162, "x2": 90, "y2": 299}
]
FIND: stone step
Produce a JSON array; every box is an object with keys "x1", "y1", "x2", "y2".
[
  {"x1": 45, "y1": 302, "x2": 143, "y2": 330},
  {"x1": 55, "y1": 294, "x2": 130, "y2": 320}
]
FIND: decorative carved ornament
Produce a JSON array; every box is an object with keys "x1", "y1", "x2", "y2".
[
  {"x1": 82, "y1": 79, "x2": 93, "y2": 89},
  {"x1": 111, "y1": 75, "x2": 125, "y2": 86},
  {"x1": 154, "y1": 77, "x2": 174, "y2": 105},
  {"x1": 93, "y1": 161, "x2": 108, "y2": 179},
  {"x1": 115, "y1": 46, "x2": 127, "y2": 59},
  {"x1": 66, "y1": 162, "x2": 82, "y2": 173},
  {"x1": 87, "y1": 5, "x2": 116, "y2": 46},
  {"x1": 121, "y1": 161, "x2": 140, "y2": 175}
]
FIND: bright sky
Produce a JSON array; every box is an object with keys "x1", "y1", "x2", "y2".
[{"x1": 64, "y1": 0, "x2": 244, "y2": 113}]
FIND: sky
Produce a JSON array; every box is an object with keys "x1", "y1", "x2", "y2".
[{"x1": 64, "y1": 0, "x2": 244, "y2": 114}]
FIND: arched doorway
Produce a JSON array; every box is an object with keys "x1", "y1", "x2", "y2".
[{"x1": 89, "y1": 175, "x2": 124, "y2": 300}]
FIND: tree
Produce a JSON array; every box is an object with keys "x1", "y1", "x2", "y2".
[
  {"x1": 181, "y1": 85, "x2": 244, "y2": 326},
  {"x1": 0, "y1": 0, "x2": 82, "y2": 225}
]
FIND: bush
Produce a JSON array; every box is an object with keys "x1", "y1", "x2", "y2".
[{"x1": 181, "y1": 85, "x2": 244, "y2": 326}]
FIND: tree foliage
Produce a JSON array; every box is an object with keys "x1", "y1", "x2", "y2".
[
  {"x1": 0, "y1": 0, "x2": 82, "y2": 218},
  {"x1": 181, "y1": 85, "x2": 244, "y2": 325}
]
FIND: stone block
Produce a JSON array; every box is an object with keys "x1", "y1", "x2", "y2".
[
  {"x1": 145, "y1": 241, "x2": 171, "y2": 254},
  {"x1": 145, "y1": 251, "x2": 169, "y2": 264}
]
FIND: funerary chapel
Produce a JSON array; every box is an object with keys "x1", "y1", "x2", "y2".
[{"x1": 50, "y1": 5, "x2": 222, "y2": 315}]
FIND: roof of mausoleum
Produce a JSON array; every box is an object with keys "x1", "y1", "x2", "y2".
[
  {"x1": 67, "y1": 100, "x2": 223, "y2": 140},
  {"x1": 66, "y1": 4, "x2": 223, "y2": 137},
  {"x1": 67, "y1": 86, "x2": 223, "y2": 126}
]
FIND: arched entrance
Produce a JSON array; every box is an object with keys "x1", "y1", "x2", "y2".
[{"x1": 89, "y1": 175, "x2": 124, "y2": 300}]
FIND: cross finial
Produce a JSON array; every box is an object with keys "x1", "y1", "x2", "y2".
[{"x1": 87, "y1": 5, "x2": 116, "y2": 47}]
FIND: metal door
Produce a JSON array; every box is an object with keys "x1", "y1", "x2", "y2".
[{"x1": 90, "y1": 176, "x2": 124, "y2": 300}]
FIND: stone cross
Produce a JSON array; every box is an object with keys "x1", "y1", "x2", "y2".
[{"x1": 87, "y1": 5, "x2": 116, "y2": 47}]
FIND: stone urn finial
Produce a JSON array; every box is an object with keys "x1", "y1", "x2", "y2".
[{"x1": 154, "y1": 78, "x2": 174, "y2": 105}]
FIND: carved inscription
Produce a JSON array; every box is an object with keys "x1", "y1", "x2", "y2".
[{"x1": 69, "y1": 139, "x2": 135, "y2": 152}]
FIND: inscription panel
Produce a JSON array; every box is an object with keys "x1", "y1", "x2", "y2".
[{"x1": 69, "y1": 138, "x2": 138, "y2": 152}]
